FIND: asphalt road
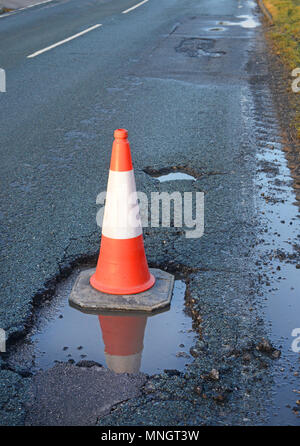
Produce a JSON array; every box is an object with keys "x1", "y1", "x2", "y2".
[
  {"x1": 0, "y1": 0, "x2": 254, "y2": 337},
  {"x1": 1, "y1": 0, "x2": 299, "y2": 426},
  {"x1": 0, "y1": 0, "x2": 250, "y2": 342}
]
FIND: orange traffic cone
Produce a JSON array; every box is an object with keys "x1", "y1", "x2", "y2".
[
  {"x1": 90, "y1": 129, "x2": 155, "y2": 295},
  {"x1": 98, "y1": 314, "x2": 147, "y2": 373}
]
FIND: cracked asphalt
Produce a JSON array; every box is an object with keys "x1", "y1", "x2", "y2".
[{"x1": 1, "y1": 0, "x2": 299, "y2": 426}]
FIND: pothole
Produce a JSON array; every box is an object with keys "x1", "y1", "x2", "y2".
[
  {"x1": 175, "y1": 38, "x2": 226, "y2": 58},
  {"x1": 156, "y1": 172, "x2": 196, "y2": 182},
  {"x1": 143, "y1": 166, "x2": 197, "y2": 182},
  {"x1": 8, "y1": 269, "x2": 197, "y2": 375}
]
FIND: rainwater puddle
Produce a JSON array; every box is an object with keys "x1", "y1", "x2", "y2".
[
  {"x1": 175, "y1": 38, "x2": 226, "y2": 59},
  {"x1": 241, "y1": 84, "x2": 300, "y2": 424},
  {"x1": 197, "y1": 49, "x2": 224, "y2": 58},
  {"x1": 10, "y1": 274, "x2": 196, "y2": 375},
  {"x1": 219, "y1": 14, "x2": 260, "y2": 29},
  {"x1": 250, "y1": 120, "x2": 300, "y2": 422},
  {"x1": 256, "y1": 145, "x2": 300, "y2": 424},
  {"x1": 156, "y1": 172, "x2": 196, "y2": 182}
]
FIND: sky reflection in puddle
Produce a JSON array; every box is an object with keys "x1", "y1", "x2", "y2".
[{"x1": 157, "y1": 172, "x2": 196, "y2": 182}]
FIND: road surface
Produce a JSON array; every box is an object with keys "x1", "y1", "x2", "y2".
[{"x1": 0, "y1": 0, "x2": 299, "y2": 426}]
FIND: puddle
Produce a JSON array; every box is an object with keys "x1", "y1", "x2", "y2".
[
  {"x1": 9, "y1": 274, "x2": 197, "y2": 375},
  {"x1": 241, "y1": 84, "x2": 300, "y2": 424},
  {"x1": 255, "y1": 143, "x2": 300, "y2": 424},
  {"x1": 143, "y1": 166, "x2": 197, "y2": 182},
  {"x1": 176, "y1": 38, "x2": 226, "y2": 58},
  {"x1": 219, "y1": 14, "x2": 260, "y2": 29},
  {"x1": 196, "y1": 49, "x2": 224, "y2": 58},
  {"x1": 156, "y1": 172, "x2": 196, "y2": 182},
  {"x1": 237, "y1": 15, "x2": 260, "y2": 28}
]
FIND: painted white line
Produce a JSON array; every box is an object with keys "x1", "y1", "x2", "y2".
[
  {"x1": 0, "y1": 11, "x2": 17, "y2": 18},
  {"x1": 0, "y1": 0, "x2": 53, "y2": 19},
  {"x1": 27, "y1": 23, "x2": 102, "y2": 58},
  {"x1": 122, "y1": 0, "x2": 148, "y2": 14},
  {"x1": 19, "y1": 0, "x2": 53, "y2": 12}
]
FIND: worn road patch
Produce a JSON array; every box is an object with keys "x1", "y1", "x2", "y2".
[{"x1": 25, "y1": 362, "x2": 146, "y2": 426}]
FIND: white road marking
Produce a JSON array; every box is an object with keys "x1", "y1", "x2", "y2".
[
  {"x1": 0, "y1": 0, "x2": 53, "y2": 19},
  {"x1": 122, "y1": 0, "x2": 148, "y2": 14},
  {"x1": 27, "y1": 24, "x2": 102, "y2": 58},
  {"x1": 19, "y1": 0, "x2": 54, "y2": 11}
]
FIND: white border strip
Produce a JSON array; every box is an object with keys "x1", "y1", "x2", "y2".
[
  {"x1": 19, "y1": 0, "x2": 53, "y2": 11},
  {"x1": 27, "y1": 23, "x2": 102, "y2": 58},
  {"x1": 122, "y1": 0, "x2": 148, "y2": 14}
]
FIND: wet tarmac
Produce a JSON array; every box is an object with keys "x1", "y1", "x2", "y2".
[
  {"x1": 218, "y1": 15, "x2": 260, "y2": 29},
  {"x1": 1, "y1": 0, "x2": 299, "y2": 427},
  {"x1": 242, "y1": 52, "x2": 300, "y2": 423},
  {"x1": 254, "y1": 115, "x2": 300, "y2": 424}
]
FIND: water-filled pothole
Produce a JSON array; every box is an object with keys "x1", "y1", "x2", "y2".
[
  {"x1": 176, "y1": 38, "x2": 226, "y2": 58},
  {"x1": 9, "y1": 270, "x2": 197, "y2": 375},
  {"x1": 156, "y1": 172, "x2": 196, "y2": 182},
  {"x1": 143, "y1": 166, "x2": 197, "y2": 182}
]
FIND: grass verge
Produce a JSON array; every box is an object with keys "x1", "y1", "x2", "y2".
[
  {"x1": 262, "y1": 0, "x2": 300, "y2": 138},
  {"x1": 0, "y1": 8, "x2": 14, "y2": 14}
]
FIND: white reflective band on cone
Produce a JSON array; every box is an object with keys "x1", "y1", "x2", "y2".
[
  {"x1": 105, "y1": 352, "x2": 142, "y2": 374},
  {"x1": 102, "y1": 170, "x2": 143, "y2": 240}
]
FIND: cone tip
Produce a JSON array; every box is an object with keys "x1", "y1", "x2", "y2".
[{"x1": 114, "y1": 128, "x2": 128, "y2": 139}]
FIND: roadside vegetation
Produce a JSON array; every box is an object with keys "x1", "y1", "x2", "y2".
[
  {"x1": 265, "y1": 0, "x2": 300, "y2": 67},
  {"x1": 0, "y1": 8, "x2": 13, "y2": 14},
  {"x1": 263, "y1": 0, "x2": 300, "y2": 138}
]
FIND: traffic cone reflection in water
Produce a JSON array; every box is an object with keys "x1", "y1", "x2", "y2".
[{"x1": 98, "y1": 314, "x2": 147, "y2": 374}]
